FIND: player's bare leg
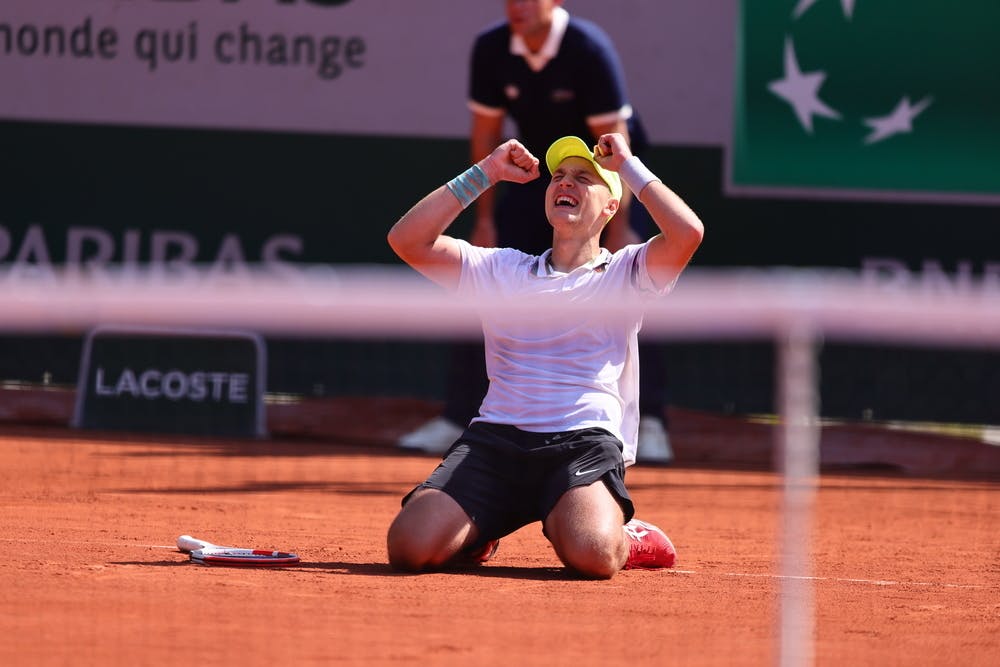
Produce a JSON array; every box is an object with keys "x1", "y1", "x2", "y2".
[
  {"x1": 387, "y1": 488, "x2": 479, "y2": 571},
  {"x1": 544, "y1": 483, "x2": 628, "y2": 579}
]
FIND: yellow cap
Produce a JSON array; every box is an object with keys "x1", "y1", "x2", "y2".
[{"x1": 544, "y1": 136, "x2": 622, "y2": 200}]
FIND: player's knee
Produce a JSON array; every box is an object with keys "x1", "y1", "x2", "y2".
[
  {"x1": 554, "y1": 534, "x2": 623, "y2": 580},
  {"x1": 387, "y1": 532, "x2": 437, "y2": 571},
  {"x1": 387, "y1": 545, "x2": 429, "y2": 572},
  {"x1": 386, "y1": 518, "x2": 457, "y2": 572},
  {"x1": 564, "y1": 553, "x2": 620, "y2": 579},
  {"x1": 387, "y1": 523, "x2": 431, "y2": 571},
  {"x1": 388, "y1": 488, "x2": 479, "y2": 571}
]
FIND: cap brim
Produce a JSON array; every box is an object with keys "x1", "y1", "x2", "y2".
[{"x1": 545, "y1": 136, "x2": 622, "y2": 200}]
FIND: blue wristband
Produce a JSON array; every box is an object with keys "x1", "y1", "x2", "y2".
[{"x1": 446, "y1": 164, "x2": 492, "y2": 209}]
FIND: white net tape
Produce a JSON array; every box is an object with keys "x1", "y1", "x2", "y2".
[{"x1": 3, "y1": 266, "x2": 1000, "y2": 345}]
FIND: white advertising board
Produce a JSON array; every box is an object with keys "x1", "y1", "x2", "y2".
[{"x1": 0, "y1": 0, "x2": 732, "y2": 145}]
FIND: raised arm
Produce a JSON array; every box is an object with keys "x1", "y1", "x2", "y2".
[
  {"x1": 593, "y1": 133, "x2": 704, "y2": 290},
  {"x1": 387, "y1": 139, "x2": 541, "y2": 290}
]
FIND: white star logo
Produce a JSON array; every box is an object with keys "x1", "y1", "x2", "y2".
[
  {"x1": 768, "y1": 0, "x2": 935, "y2": 146},
  {"x1": 794, "y1": 0, "x2": 857, "y2": 20},
  {"x1": 862, "y1": 96, "x2": 933, "y2": 145},
  {"x1": 767, "y1": 38, "x2": 842, "y2": 134}
]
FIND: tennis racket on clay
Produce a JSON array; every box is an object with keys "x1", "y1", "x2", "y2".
[{"x1": 177, "y1": 535, "x2": 300, "y2": 567}]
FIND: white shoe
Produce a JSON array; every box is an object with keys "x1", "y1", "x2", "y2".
[
  {"x1": 397, "y1": 416, "x2": 464, "y2": 454},
  {"x1": 635, "y1": 416, "x2": 674, "y2": 464}
]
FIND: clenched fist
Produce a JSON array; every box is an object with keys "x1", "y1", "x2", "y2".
[{"x1": 479, "y1": 139, "x2": 541, "y2": 185}]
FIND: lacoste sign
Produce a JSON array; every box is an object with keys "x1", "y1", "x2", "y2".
[{"x1": 73, "y1": 327, "x2": 267, "y2": 438}]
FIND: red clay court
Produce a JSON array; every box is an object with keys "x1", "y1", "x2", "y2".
[{"x1": 1, "y1": 395, "x2": 996, "y2": 666}]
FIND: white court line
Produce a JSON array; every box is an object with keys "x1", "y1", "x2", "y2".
[
  {"x1": 0, "y1": 538, "x2": 987, "y2": 589},
  {"x1": 0, "y1": 537, "x2": 180, "y2": 550},
  {"x1": 665, "y1": 569, "x2": 985, "y2": 590}
]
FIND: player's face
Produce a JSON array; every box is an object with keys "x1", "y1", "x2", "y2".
[
  {"x1": 545, "y1": 157, "x2": 618, "y2": 234},
  {"x1": 505, "y1": 0, "x2": 560, "y2": 41}
]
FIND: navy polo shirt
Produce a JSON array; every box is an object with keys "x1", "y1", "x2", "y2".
[{"x1": 469, "y1": 16, "x2": 630, "y2": 158}]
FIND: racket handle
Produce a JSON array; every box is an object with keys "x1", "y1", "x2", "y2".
[{"x1": 177, "y1": 535, "x2": 214, "y2": 552}]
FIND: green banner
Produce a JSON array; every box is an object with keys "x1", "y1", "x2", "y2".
[{"x1": 732, "y1": 0, "x2": 1000, "y2": 201}]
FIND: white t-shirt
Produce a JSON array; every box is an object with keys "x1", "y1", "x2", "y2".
[{"x1": 455, "y1": 240, "x2": 671, "y2": 466}]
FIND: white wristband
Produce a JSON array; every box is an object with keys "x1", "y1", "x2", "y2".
[{"x1": 619, "y1": 156, "x2": 660, "y2": 196}]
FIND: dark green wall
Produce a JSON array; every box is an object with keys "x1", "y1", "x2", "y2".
[
  {"x1": 5, "y1": 120, "x2": 998, "y2": 269},
  {"x1": 3, "y1": 120, "x2": 999, "y2": 424}
]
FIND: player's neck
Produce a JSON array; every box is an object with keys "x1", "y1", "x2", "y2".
[{"x1": 548, "y1": 238, "x2": 601, "y2": 273}]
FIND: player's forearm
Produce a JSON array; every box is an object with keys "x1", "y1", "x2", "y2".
[
  {"x1": 594, "y1": 133, "x2": 704, "y2": 285},
  {"x1": 637, "y1": 180, "x2": 704, "y2": 254},
  {"x1": 387, "y1": 184, "x2": 464, "y2": 261},
  {"x1": 388, "y1": 159, "x2": 495, "y2": 265},
  {"x1": 615, "y1": 154, "x2": 703, "y2": 249},
  {"x1": 632, "y1": 178, "x2": 704, "y2": 290}
]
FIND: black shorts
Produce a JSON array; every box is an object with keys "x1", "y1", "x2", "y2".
[{"x1": 402, "y1": 422, "x2": 635, "y2": 548}]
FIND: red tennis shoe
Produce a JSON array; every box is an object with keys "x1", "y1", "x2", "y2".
[{"x1": 623, "y1": 518, "x2": 676, "y2": 570}]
